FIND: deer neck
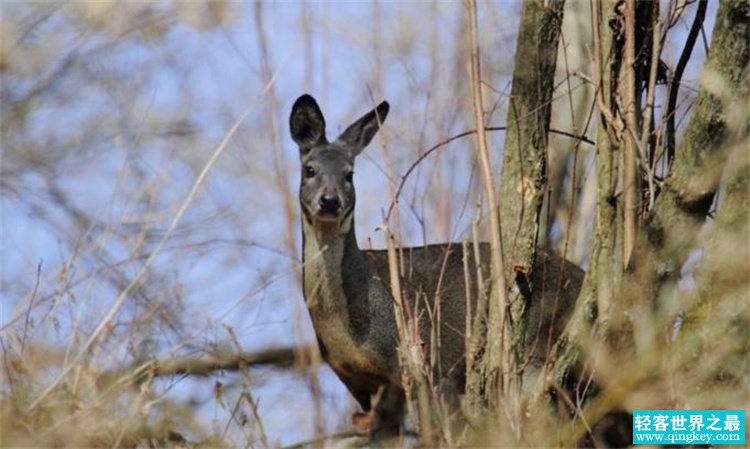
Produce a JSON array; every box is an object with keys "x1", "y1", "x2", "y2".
[
  {"x1": 301, "y1": 214, "x2": 364, "y2": 320},
  {"x1": 301, "y1": 215, "x2": 398, "y2": 382}
]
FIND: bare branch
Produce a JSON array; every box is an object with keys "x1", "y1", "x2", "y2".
[
  {"x1": 98, "y1": 346, "x2": 312, "y2": 387},
  {"x1": 665, "y1": 0, "x2": 708, "y2": 167},
  {"x1": 386, "y1": 127, "x2": 594, "y2": 222}
]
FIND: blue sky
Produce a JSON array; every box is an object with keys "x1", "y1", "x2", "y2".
[{"x1": 0, "y1": 1, "x2": 717, "y2": 445}]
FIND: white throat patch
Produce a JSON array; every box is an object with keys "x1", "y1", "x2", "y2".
[{"x1": 311, "y1": 214, "x2": 353, "y2": 240}]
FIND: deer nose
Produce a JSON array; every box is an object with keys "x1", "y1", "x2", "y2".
[{"x1": 319, "y1": 194, "x2": 341, "y2": 213}]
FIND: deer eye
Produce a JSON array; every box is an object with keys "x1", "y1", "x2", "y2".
[
  {"x1": 345, "y1": 171, "x2": 354, "y2": 183},
  {"x1": 304, "y1": 165, "x2": 316, "y2": 178}
]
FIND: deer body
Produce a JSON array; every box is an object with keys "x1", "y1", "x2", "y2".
[{"x1": 290, "y1": 94, "x2": 583, "y2": 432}]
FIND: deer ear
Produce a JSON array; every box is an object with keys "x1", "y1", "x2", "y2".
[
  {"x1": 336, "y1": 101, "x2": 389, "y2": 158},
  {"x1": 290, "y1": 94, "x2": 327, "y2": 154}
]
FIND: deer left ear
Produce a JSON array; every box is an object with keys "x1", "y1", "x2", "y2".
[
  {"x1": 290, "y1": 94, "x2": 327, "y2": 154},
  {"x1": 336, "y1": 101, "x2": 389, "y2": 158}
]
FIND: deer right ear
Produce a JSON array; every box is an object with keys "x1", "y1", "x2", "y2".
[
  {"x1": 290, "y1": 94, "x2": 327, "y2": 154},
  {"x1": 335, "y1": 101, "x2": 389, "y2": 158}
]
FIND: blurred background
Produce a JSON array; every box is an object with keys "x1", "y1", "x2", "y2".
[{"x1": 1, "y1": 1, "x2": 714, "y2": 446}]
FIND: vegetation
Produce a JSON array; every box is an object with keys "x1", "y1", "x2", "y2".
[{"x1": 1, "y1": 1, "x2": 747, "y2": 447}]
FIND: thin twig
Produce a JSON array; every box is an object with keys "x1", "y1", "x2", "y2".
[
  {"x1": 241, "y1": 392, "x2": 269, "y2": 447},
  {"x1": 665, "y1": 0, "x2": 708, "y2": 168},
  {"x1": 283, "y1": 432, "x2": 366, "y2": 449},
  {"x1": 20, "y1": 262, "x2": 42, "y2": 355},
  {"x1": 385, "y1": 127, "x2": 593, "y2": 222},
  {"x1": 622, "y1": 0, "x2": 640, "y2": 267},
  {"x1": 28, "y1": 75, "x2": 281, "y2": 411},
  {"x1": 641, "y1": 2, "x2": 663, "y2": 212},
  {"x1": 467, "y1": 0, "x2": 511, "y2": 398},
  {"x1": 590, "y1": 0, "x2": 622, "y2": 140}
]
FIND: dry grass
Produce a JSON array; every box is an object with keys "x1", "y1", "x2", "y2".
[{"x1": 1, "y1": 1, "x2": 747, "y2": 447}]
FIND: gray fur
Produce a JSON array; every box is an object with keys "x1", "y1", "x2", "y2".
[{"x1": 290, "y1": 94, "x2": 584, "y2": 431}]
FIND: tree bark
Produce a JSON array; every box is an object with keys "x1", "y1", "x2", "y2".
[
  {"x1": 463, "y1": 0, "x2": 567, "y2": 429},
  {"x1": 550, "y1": 0, "x2": 622, "y2": 400},
  {"x1": 499, "y1": 0, "x2": 566, "y2": 273},
  {"x1": 631, "y1": 0, "x2": 749, "y2": 306},
  {"x1": 553, "y1": 0, "x2": 749, "y2": 427}
]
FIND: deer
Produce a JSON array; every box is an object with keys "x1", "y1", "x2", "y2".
[{"x1": 289, "y1": 94, "x2": 584, "y2": 438}]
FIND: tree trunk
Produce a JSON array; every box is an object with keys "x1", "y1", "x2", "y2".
[
  {"x1": 553, "y1": 1, "x2": 749, "y2": 440},
  {"x1": 464, "y1": 0, "x2": 566, "y2": 430},
  {"x1": 631, "y1": 0, "x2": 750, "y2": 305}
]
